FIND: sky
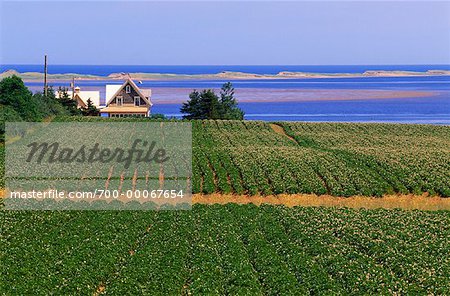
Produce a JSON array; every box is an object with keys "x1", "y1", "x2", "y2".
[{"x1": 1, "y1": 1, "x2": 449, "y2": 65}]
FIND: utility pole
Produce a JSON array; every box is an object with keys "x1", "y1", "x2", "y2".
[
  {"x1": 71, "y1": 76, "x2": 75, "y2": 99},
  {"x1": 44, "y1": 55, "x2": 48, "y2": 96}
]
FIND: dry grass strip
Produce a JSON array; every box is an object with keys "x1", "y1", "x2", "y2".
[
  {"x1": 2, "y1": 189, "x2": 449, "y2": 210},
  {"x1": 192, "y1": 193, "x2": 450, "y2": 211}
]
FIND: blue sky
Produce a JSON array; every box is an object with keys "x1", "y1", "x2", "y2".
[{"x1": 1, "y1": 1, "x2": 449, "y2": 65}]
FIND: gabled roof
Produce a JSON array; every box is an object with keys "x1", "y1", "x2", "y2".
[
  {"x1": 105, "y1": 85, "x2": 122, "y2": 103},
  {"x1": 57, "y1": 90, "x2": 100, "y2": 107},
  {"x1": 105, "y1": 79, "x2": 153, "y2": 107},
  {"x1": 74, "y1": 94, "x2": 87, "y2": 108}
]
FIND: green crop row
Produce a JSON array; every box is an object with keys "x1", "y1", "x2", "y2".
[
  {"x1": 192, "y1": 120, "x2": 450, "y2": 196},
  {"x1": 280, "y1": 122, "x2": 450, "y2": 196}
]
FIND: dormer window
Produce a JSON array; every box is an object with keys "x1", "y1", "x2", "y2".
[
  {"x1": 134, "y1": 96, "x2": 140, "y2": 106},
  {"x1": 126, "y1": 85, "x2": 131, "y2": 93},
  {"x1": 117, "y1": 96, "x2": 123, "y2": 106}
]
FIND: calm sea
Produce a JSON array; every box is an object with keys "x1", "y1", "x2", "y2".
[{"x1": 4, "y1": 65, "x2": 450, "y2": 124}]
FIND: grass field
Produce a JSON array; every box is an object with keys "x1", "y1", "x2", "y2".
[{"x1": 2, "y1": 204, "x2": 450, "y2": 295}]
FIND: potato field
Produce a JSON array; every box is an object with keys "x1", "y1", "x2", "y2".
[
  {"x1": 1, "y1": 118, "x2": 450, "y2": 294},
  {"x1": 2, "y1": 204, "x2": 450, "y2": 295},
  {"x1": 193, "y1": 120, "x2": 450, "y2": 197},
  {"x1": 3, "y1": 118, "x2": 449, "y2": 197}
]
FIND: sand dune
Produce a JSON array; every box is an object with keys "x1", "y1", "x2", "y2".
[{"x1": 2, "y1": 68, "x2": 450, "y2": 81}]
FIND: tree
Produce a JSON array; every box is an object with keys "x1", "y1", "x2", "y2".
[
  {"x1": 219, "y1": 82, "x2": 244, "y2": 120},
  {"x1": 180, "y1": 90, "x2": 201, "y2": 119},
  {"x1": 34, "y1": 87, "x2": 69, "y2": 118},
  {"x1": 0, "y1": 76, "x2": 73, "y2": 128},
  {"x1": 199, "y1": 89, "x2": 221, "y2": 119},
  {"x1": 81, "y1": 99, "x2": 100, "y2": 116},
  {"x1": 180, "y1": 89, "x2": 220, "y2": 120},
  {"x1": 180, "y1": 82, "x2": 244, "y2": 120},
  {"x1": 0, "y1": 104, "x2": 23, "y2": 141},
  {"x1": 0, "y1": 75, "x2": 40, "y2": 121},
  {"x1": 57, "y1": 87, "x2": 80, "y2": 115}
]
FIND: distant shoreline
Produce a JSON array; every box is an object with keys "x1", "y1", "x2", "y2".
[{"x1": 2, "y1": 69, "x2": 450, "y2": 81}]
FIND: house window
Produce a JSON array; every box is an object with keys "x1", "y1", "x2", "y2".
[
  {"x1": 134, "y1": 96, "x2": 140, "y2": 106},
  {"x1": 117, "y1": 96, "x2": 123, "y2": 106},
  {"x1": 126, "y1": 85, "x2": 131, "y2": 93}
]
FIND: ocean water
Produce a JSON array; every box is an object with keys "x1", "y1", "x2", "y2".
[
  {"x1": 153, "y1": 98, "x2": 450, "y2": 124},
  {"x1": 22, "y1": 75, "x2": 450, "y2": 91},
  {"x1": 7, "y1": 65, "x2": 450, "y2": 124}
]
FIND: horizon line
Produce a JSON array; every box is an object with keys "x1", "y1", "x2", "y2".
[{"x1": 2, "y1": 63, "x2": 450, "y2": 67}]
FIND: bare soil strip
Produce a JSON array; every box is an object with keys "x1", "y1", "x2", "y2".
[
  {"x1": 192, "y1": 193, "x2": 450, "y2": 211},
  {"x1": 269, "y1": 123, "x2": 297, "y2": 143}
]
